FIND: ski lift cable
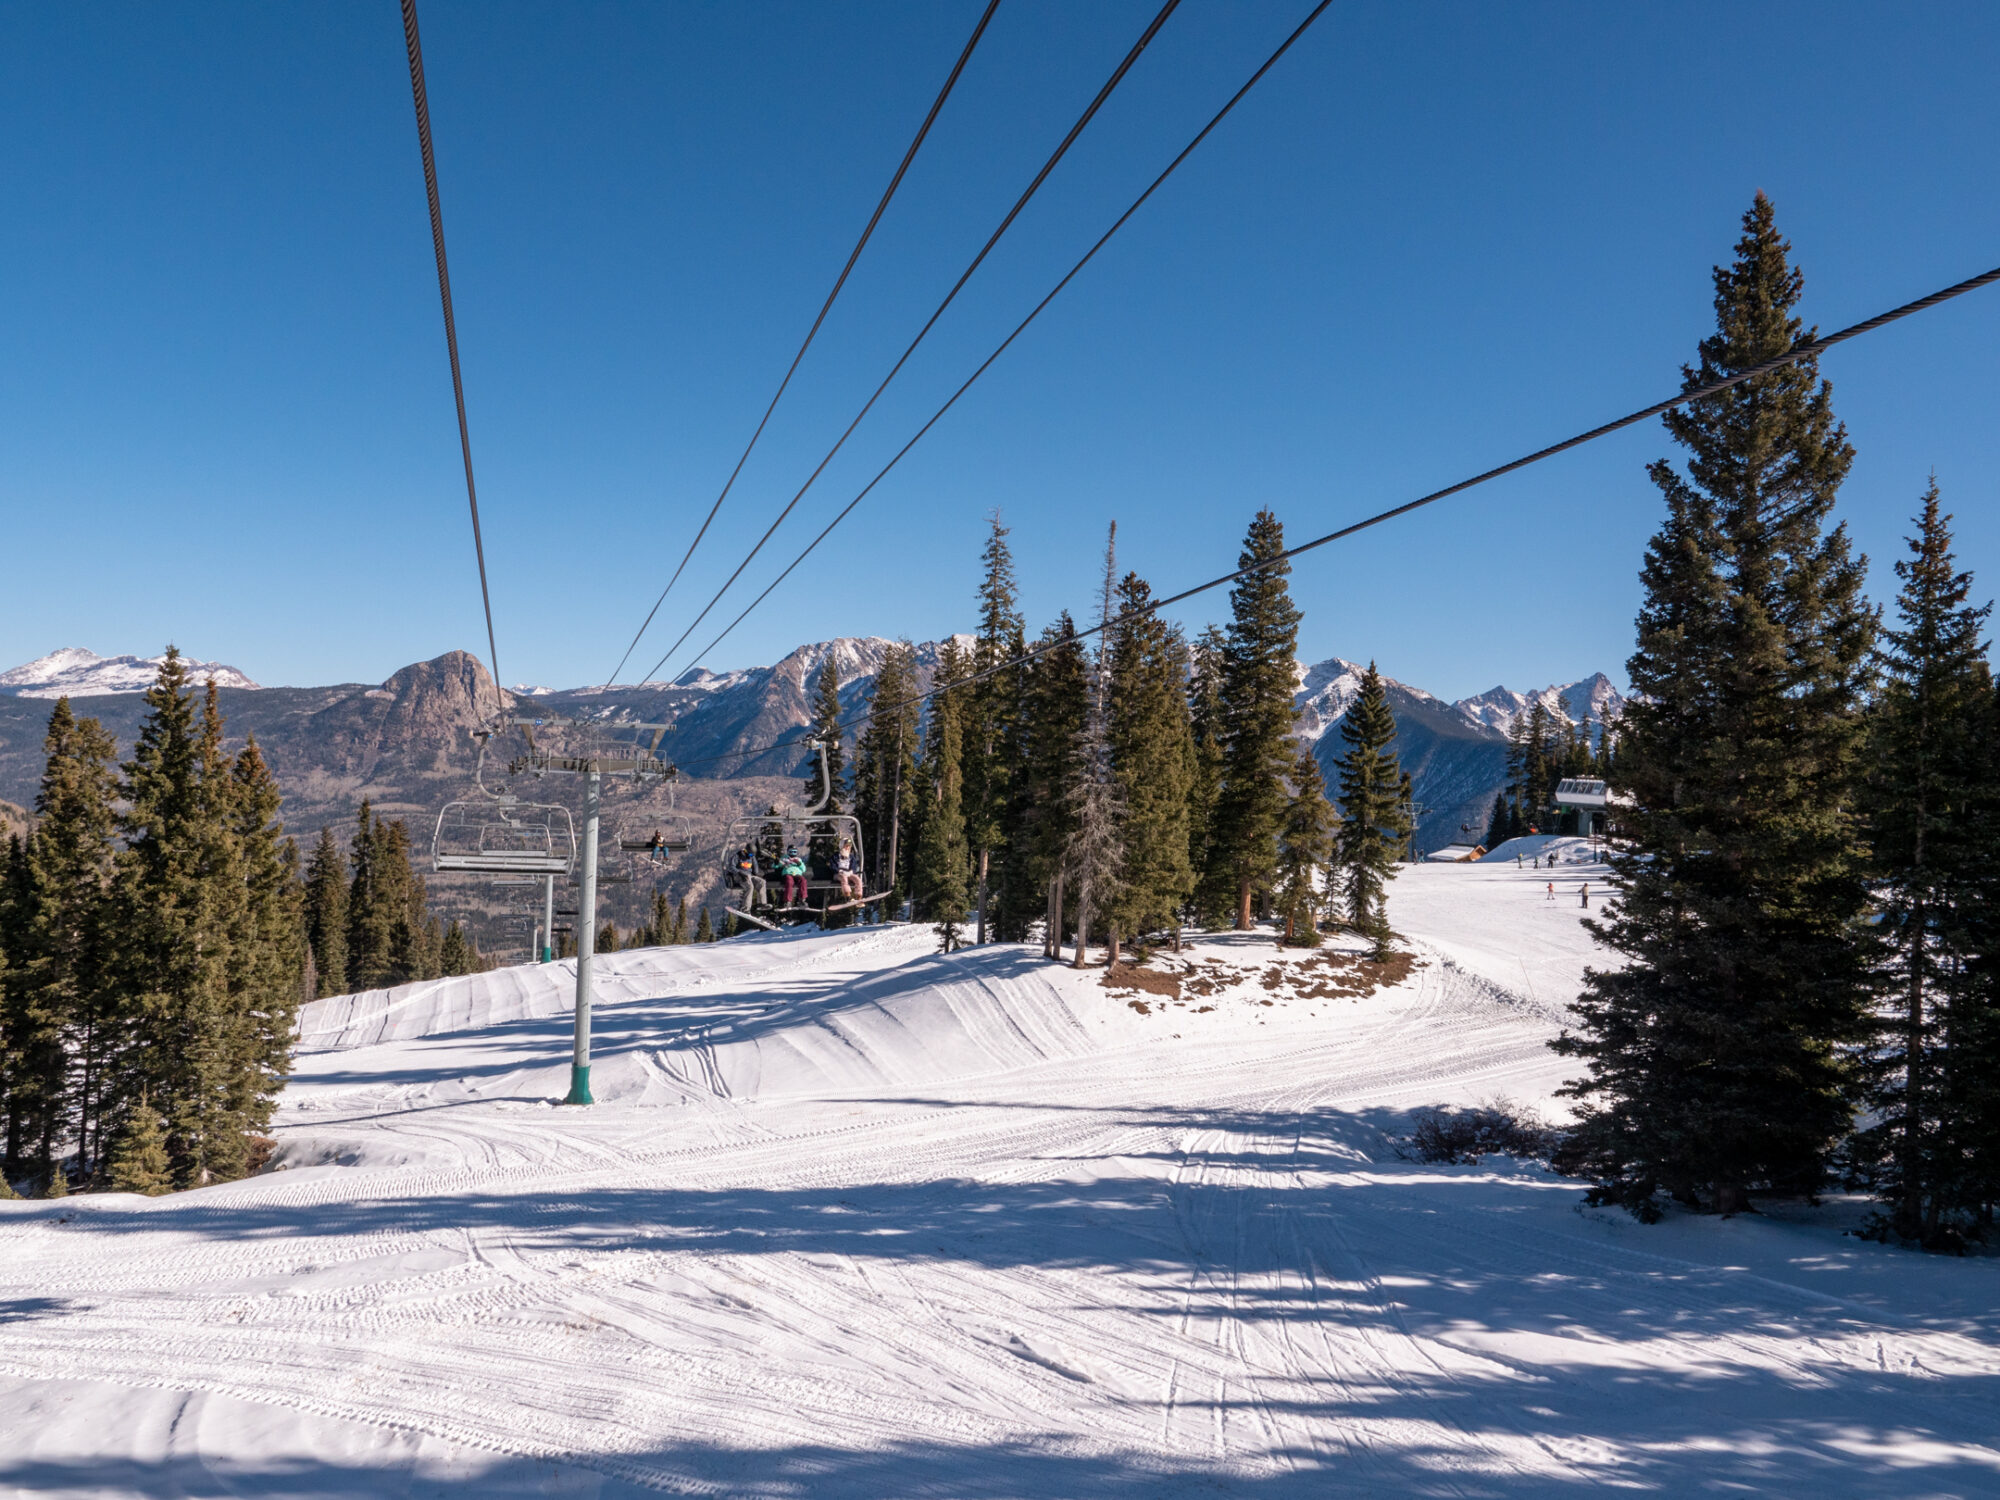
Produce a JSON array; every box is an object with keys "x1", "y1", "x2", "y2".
[
  {"x1": 630, "y1": 0, "x2": 1184, "y2": 691},
  {"x1": 604, "y1": 0, "x2": 1006, "y2": 689},
  {"x1": 664, "y1": 0, "x2": 1337, "y2": 689},
  {"x1": 667, "y1": 254, "x2": 2000, "y2": 775},
  {"x1": 401, "y1": 0, "x2": 503, "y2": 716}
]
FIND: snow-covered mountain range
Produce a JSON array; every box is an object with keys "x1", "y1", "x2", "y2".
[
  {"x1": 1298, "y1": 659, "x2": 1623, "y2": 743},
  {"x1": 0, "y1": 647, "x2": 260, "y2": 698}
]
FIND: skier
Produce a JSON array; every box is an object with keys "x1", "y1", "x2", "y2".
[
  {"x1": 1545, "y1": 881, "x2": 1555, "y2": 903},
  {"x1": 1580, "y1": 882, "x2": 1590, "y2": 908},
  {"x1": 729, "y1": 845, "x2": 767, "y2": 910}
]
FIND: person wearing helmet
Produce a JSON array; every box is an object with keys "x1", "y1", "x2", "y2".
[{"x1": 780, "y1": 845, "x2": 808, "y2": 906}]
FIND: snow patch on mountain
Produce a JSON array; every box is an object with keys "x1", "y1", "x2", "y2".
[
  {"x1": 1449, "y1": 673, "x2": 1625, "y2": 739},
  {"x1": 0, "y1": 647, "x2": 260, "y2": 699}
]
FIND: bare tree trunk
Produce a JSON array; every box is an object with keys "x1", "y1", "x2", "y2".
[
  {"x1": 887, "y1": 726, "x2": 904, "y2": 915},
  {"x1": 1237, "y1": 874, "x2": 1253, "y2": 931},
  {"x1": 1051, "y1": 872, "x2": 1065, "y2": 960},
  {"x1": 1106, "y1": 923, "x2": 1120, "y2": 969},
  {"x1": 1073, "y1": 887, "x2": 1090, "y2": 969},
  {"x1": 1171, "y1": 917, "x2": 1181, "y2": 953},
  {"x1": 976, "y1": 847, "x2": 990, "y2": 945}
]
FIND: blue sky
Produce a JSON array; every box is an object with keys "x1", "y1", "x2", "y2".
[{"x1": 4, "y1": 2, "x2": 1996, "y2": 700}]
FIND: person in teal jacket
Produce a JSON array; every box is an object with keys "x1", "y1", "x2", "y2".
[{"x1": 779, "y1": 845, "x2": 808, "y2": 905}]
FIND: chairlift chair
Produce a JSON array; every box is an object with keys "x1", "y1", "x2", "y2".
[
  {"x1": 432, "y1": 796, "x2": 576, "y2": 876},
  {"x1": 719, "y1": 735, "x2": 877, "y2": 921}
]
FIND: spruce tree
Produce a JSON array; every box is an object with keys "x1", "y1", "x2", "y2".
[
  {"x1": 439, "y1": 920, "x2": 474, "y2": 976},
  {"x1": 1108, "y1": 573, "x2": 1195, "y2": 945},
  {"x1": 0, "y1": 834, "x2": 32, "y2": 1178},
  {"x1": 964, "y1": 512, "x2": 1025, "y2": 943},
  {"x1": 695, "y1": 907, "x2": 714, "y2": 943},
  {"x1": 104, "y1": 1098, "x2": 171, "y2": 1195},
  {"x1": 1333, "y1": 663, "x2": 1411, "y2": 959},
  {"x1": 345, "y1": 803, "x2": 392, "y2": 988},
  {"x1": 1013, "y1": 616, "x2": 1089, "y2": 957},
  {"x1": 853, "y1": 641, "x2": 921, "y2": 907},
  {"x1": 805, "y1": 656, "x2": 846, "y2": 812},
  {"x1": 110, "y1": 651, "x2": 248, "y2": 1187},
  {"x1": 1185, "y1": 625, "x2": 1228, "y2": 926},
  {"x1": 1851, "y1": 482, "x2": 1993, "y2": 1245},
  {"x1": 914, "y1": 642, "x2": 971, "y2": 950},
  {"x1": 303, "y1": 827, "x2": 348, "y2": 998},
  {"x1": 674, "y1": 897, "x2": 689, "y2": 944},
  {"x1": 1065, "y1": 529, "x2": 1126, "y2": 966},
  {"x1": 1482, "y1": 792, "x2": 1510, "y2": 850},
  {"x1": 20, "y1": 699, "x2": 119, "y2": 1180},
  {"x1": 1207, "y1": 512, "x2": 1303, "y2": 930},
  {"x1": 224, "y1": 734, "x2": 304, "y2": 1149},
  {"x1": 1553, "y1": 195, "x2": 1876, "y2": 1219},
  {"x1": 1276, "y1": 747, "x2": 1334, "y2": 947}
]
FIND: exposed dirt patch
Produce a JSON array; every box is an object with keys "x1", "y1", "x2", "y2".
[
  {"x1": 1102, "y1": 964, "x2": 1182, "y2": 1001},
  {"x1": 1127, "y1": 999, "x2": 1151, "y2": 1015}
]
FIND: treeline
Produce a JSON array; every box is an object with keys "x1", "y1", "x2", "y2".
[
  {"x1": 1555, "y1": 194, "x2": 2000, "y2": 1249},
  {"x1": 595, "y1": 889, "x2": 718, "y2": 951},
  {"x1": 820, "y1": 512, "x2": 1416, "y2": 963},
  {"x1": 0, "y1": 649, "x2": 482, "y2": 1197},
  {"x1": 301, "y1": 805, "x2": 489, "y2": 998}
]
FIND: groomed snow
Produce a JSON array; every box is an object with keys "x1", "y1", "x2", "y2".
[{"x1": 4, "y1": 849, "x2": 1998, "y2": 1497}]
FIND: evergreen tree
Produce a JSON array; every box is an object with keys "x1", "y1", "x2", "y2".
[
  {"x1": 645, "y1": 889, "x2": 672, "y2": 948},
  {"x1": 1276, "y1": 747, "x2": 1335, "y2": 947},
  {"x1": 597, "y1": 922, "x2": 621, "y2": 954},
  {"x1": 964, "y1": 513, "x2": 1025, "y2": 943},
  {"x1": 439, "y1": 919, "x2": 474, "y2": 976},
  {"x1": 18, "y1": 700, "x2": 119, "y2": 1181},
  {"x1": 344, "y1": 802, "x2": 392, "y2": 988},
  {"x1": 109, "y1": 651, "x2": 250, "y2": 1187},
  {"x1": 722, "y1": 909, "x2": 740, "y2": 940},
  {"x1": 303, "y1": 826, "x2": 348, "y2": 998},
  {"x1": 1482, "y1": 791, "x2": 1510, "y2": 850},
  {"x1": 1013, "y1": 616, "x2": 1089, "y2": 956},
  {"x1": 1207, "y1": 511, "x2": 1303, "y2": 930},
  {"x1": 1107, "y1": 573, "x2": 1195, "y2": 946},
  {"x1": 103, "y1": 1098, "x2": 171, "y2": 1195},
  {"x1": 1333, "y1": 663, "x2": 1411, "y2": 959},
  {"x1": 853, "y1": 641, "x2": 921, "y2": 907},
  {"x1": 1851, "y1": 482, "x2": 1993, "y2": 1245},
  {"x1": 0, "y1": 834, "x2": 31, "y2": 1178},
  {"x1": 1064, "y1": 528, "x2": 1126, "y2": 966},
  {"x1": 914, "y1": 640, "x2": 971, "y2": 950},
  {"x1": 221, "y1": 732, "x2": 304, "y2": 1153},
  {"x1": 674, "y1": 897, "x2": 689, "y2": 944},
  {"x1": 695, "y1": 906, "x2": 714, "y2": 943},
  {"x1": 1185, "y1": 625, "x2": 1228, "y2": 926},
  {"x1": 805, "y1": 655, "x2": 846, "y2": 812},
  {"x1": 1553, "y1": 196, "x2": 1876, "y2": 1219}
]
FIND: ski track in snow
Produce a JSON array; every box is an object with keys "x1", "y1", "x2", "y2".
[{"x1": 5, "y1": 839, "x2": 1999, "y2": 1497}]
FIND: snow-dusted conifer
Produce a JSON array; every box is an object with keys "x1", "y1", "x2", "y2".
[{"x1": 1333, "y1": 663, "x2": 1409, "y2": 960}]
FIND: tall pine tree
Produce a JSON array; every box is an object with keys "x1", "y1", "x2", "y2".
[
  {"x1": 1276, "y1": 747, "x2": 1334, "y2": 947},
  {"x1": 964, "y1": 513, "x2": 1025, "y2": 943},
  {"x1": 913, "y1": 641, "x2": 971, "y2": 949},
  {"x1": 804, "y1": 655, "x2": 845, "y2": 812},
  {"x1": 1207, "y1": 512, "x2": 1302, "y2": 930},
  {"x1": 1107, "y1": 573, "x2": 1195, "y2": 946},
  {"x1": 1851, "y1": 482, "x2": 1993, "y2": 1245},
  {"x1": 303, "y1": 826, "x2": 349, "y2": 998},
  {"x1": 1333, "y1": 664, "x2": 1411, "y2": 960},
  {"x1": 1554, "y1": 196, "x2": 1876, "y2": 1219}
]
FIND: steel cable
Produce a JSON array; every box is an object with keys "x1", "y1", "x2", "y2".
[
  {"x1": 606, "y1": 0, "x2": 1005, "y2": 686},
  {"x1": 632, "y1": 0, "x2": 1183, "y2": 689},
  {"x1": 401, "y1": 0, "x2": 503, "y2": 713},
  {"x1": 668, "y1": 0, "x2": 1336, "y2": 686},
  {"x1": 668, "y1": 255, "x2": 2000, "y2": 772}
]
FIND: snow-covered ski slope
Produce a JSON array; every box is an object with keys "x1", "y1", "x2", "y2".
[{"x1": 5, "y1": 840, "x2": 1998, "y2": 1497}]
